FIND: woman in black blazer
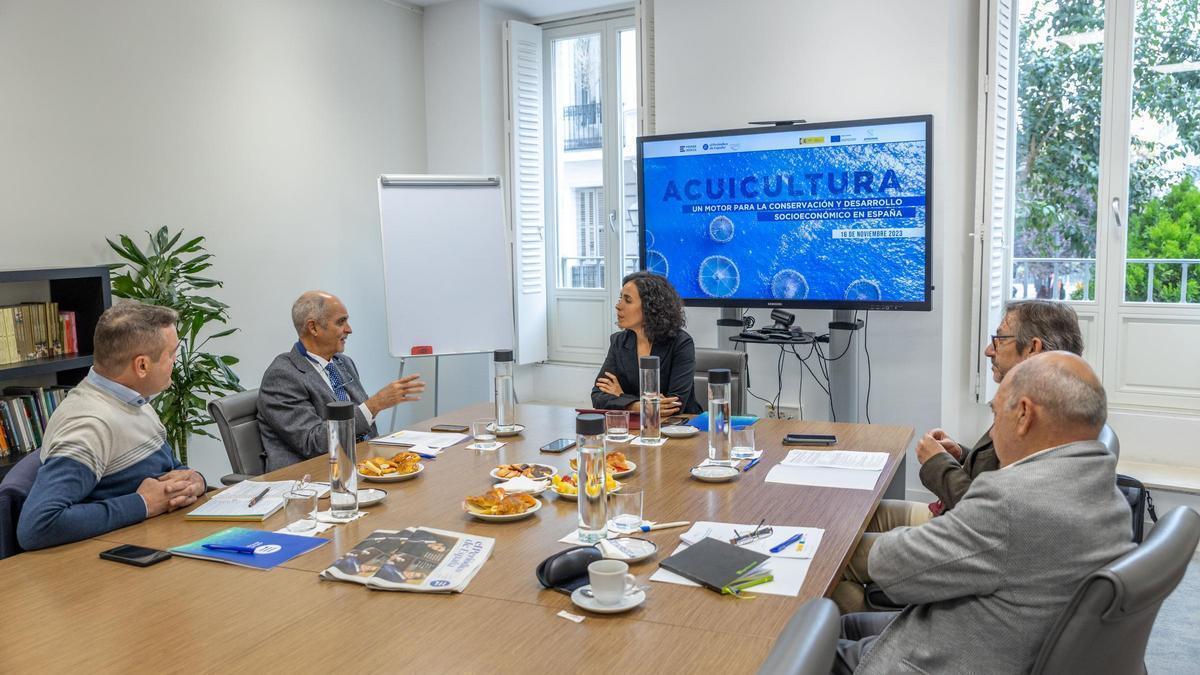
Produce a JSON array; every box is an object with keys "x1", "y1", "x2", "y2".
[{"x1": 591, "y1": 271, "x2": 701, "y2": 415}]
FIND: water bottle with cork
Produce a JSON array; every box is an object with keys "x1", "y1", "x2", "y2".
[
  {"x1": 638, "y1": 355, "x2": 663, "y2": 445},
  {"x1": 576, "y1": 413, "x2": 608, "y2": 543},
  {"x1": 326, "y1": 401, "x2": 359, "y2": 519},
  {"x1": 707, "y1": 368, "x2": 733, "y2": 467},
  {"x1": 494, "y1": 349, "x2": 517, "y2": 432}
]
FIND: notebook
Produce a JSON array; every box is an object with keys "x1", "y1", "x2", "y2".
[
  {"x1": 658, "y1": 536, "x2": 772, "y2": 595},
  {"x1": 170, "y1": 527, "x2": 329, "y2": 570},
  {"x1": 184, "y1": 480, "x2": 327, "y2": 521}
]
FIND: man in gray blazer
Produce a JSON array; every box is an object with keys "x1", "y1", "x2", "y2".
[
  {"x1": 257, "y1": 291, "x2": 425, "y2": 471},
  {"x1": 834, "y1": 352, "x2": 1134, "y2": 675}
]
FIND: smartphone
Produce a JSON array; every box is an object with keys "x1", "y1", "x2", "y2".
[
  {"x1": 664, "y1": 416, "x2": 687, "y2": 426},
  {"x1": 783, "y1": 433, "x2": 838, "y2": 446},
  {"x1": 539, "y1": 438, "x2": 577, "y2": 453},
  {"x1": 431, "y1": 424, "x2": 469, "y2": 433},
  {"x1": 99, "y1": 544, "x2": 172, "y2": 567}
]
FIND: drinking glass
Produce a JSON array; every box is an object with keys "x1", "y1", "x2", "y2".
[
  {"x1": 284, "y1": 488, "x2": 318, "y2": 532},
  {"x1": 472, "y1": 418, "x2": 498, "y2": 450},
  {"x1": 731, "y1": 425, "x2": 756, "y2": 460},
  {"x1": 605, "y1": 410, "x2": 630, "y2": 440},
  {"x1": 608, "y1": 490, "x2": 644, "y2": 534}
]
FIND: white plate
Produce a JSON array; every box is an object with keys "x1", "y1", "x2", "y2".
[
  {"x1": 357, "y1": 488, "x2": 387, "y2": 507},
  {"x1": 661, "y1": 425, "x2": 699, "y2": 438},
  {"x1": 598, "y1": 537, "x2": 658, "y2": 563},
  {"x1": 610, "y1": 460, "x2": 637, "y2": 479},
  {"x1": 486, "y1": 422, "x2": 525, "y2": 437},
  {"x1": 357, "y1": 463, "x2": 424, "y2": 483},
  {"x1": 690, "y1": 464, "x2": 740, "y2": 482},
  {"x1": 570, "y1": 585, "x2": 646, "y2": 614},
  {"x1": 551, "y1": 478, "x2": 622, "y2": 501},
  {"x1": 463, "y1": 496, "x2": 543, "y2": 521},
  {"x1": 490, "y1": 464, "x2": 558, "y2": 481}
]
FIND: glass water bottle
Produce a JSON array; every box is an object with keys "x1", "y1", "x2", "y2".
[
  {"x1": 576, "y1": 413, "x2": 608, "y2": 543},
  {"x1": 494, "y1": 349, "x2": 516, "y2": 432},
  {"x1": 326, "y1": 401, "x2": 359, "y2": 519},
  {"x1": 707, "y1": 368, "x2": 733, "y2": 466},
  {"x1": 638, "y1": 355, "x2": 662, "y2": 443}
]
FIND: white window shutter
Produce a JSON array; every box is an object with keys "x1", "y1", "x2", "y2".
[
  {"x1": 504, "y1": 20, "x2": 548, "y2": 365},
  {"x1": 970, "y1": 0, "x2": 1017, "y2": 403},
  {"x1": 636, "y1": 0, "x2": 655, "y2": 135}
]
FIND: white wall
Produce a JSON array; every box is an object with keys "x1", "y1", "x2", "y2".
[
  {"x1": 650, "y1": 0, "x2": 985, "y2": 498},
  {"x1": 0, "y1": 0, "x2": 428, "y2": 484}
]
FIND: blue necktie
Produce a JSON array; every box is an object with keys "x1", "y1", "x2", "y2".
[{"x1": 325, "y1": 363, "x2": 350, "y2": 402}]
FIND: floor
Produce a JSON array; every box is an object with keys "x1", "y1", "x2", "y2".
[{"x1": 1145, "y1": 550, "x2": 1200, "y2": 673}]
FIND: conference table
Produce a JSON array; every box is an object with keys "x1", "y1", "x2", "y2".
[{"x1": 0, "y1": 403, "x2": 912, "y2": 673}]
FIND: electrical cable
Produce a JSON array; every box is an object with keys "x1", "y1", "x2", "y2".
[{"x1": 863, "y1": 310, "x2": 872, "y2": 424}]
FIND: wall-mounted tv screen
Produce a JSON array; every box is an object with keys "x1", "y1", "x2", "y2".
[{"x1": 637, "y1": 115, "x2": 932, "y2": 311}]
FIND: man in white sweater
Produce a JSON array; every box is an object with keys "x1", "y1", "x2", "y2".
[{"x1": 18, "y1": 302, "x2": 206, "y2": 550}]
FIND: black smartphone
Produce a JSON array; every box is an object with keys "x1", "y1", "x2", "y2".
[
  {"x1": 431, "y1": 424, "x2": 469, "y2": 433},
  {"x1": 540, "y1": 438, "x2": 577, "y2": 453},
  {"x1": 99, "y1": 544, "x2": 172, "y2": 567},
  {"x1": 783, "y1": 433, "x2": 838, "y2": 446},
  {"x1": 664, "y1": 416, "x2": 687, "y2": 426}
]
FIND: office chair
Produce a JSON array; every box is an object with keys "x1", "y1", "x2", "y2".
[
  {"x1": 756, "y1": 598, "x2": 841, "y2": 675},
  {"x1": 1032, "y1": 506, "x2": 1200, "y2": 674},
  {"x1": 0, "y1": 452, "x2": 41, "y2": 559},
  {"x1": 208, "y1": 389, "x2": 266, "y2": 486},
  {"x1": 1099, "y1": 423, "x2": 1120, "y2": 458},
  {"x1": 694, "y1": 349, "x2": 749, "y2": 415}
]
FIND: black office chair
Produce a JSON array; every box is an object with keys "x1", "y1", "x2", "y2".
[
  {"x1": 1032, "y1": 506, "x2": 1200, "y2": 674},
  {"x1": 0, "y1": 452, "x2": 41, "y2": 559},
  {"x1": 208, "y1": 389, "x2": 266, "y2": 486},
  {"x1": 694, "y1": 349, "x2": 749, "y2": 415},
  {"x1": 757, "y1": 598, "x2": 841, "y2": 675}
]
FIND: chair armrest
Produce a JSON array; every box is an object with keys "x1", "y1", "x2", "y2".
[{"x1": 220, "y1": 473, "x2": 255, "y2": 486}]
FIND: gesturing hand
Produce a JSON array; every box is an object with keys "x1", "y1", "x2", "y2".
[
  {"x1": 367, "y1": 374, "x2": 426, "y2": 415},
  {"x1": 595, "y1": 372, "x2": 624, "y2": 397}
]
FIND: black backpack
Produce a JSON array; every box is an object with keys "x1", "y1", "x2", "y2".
[{"x1": 1116, "y1": 474, "x2": 1159, "y2": 543}]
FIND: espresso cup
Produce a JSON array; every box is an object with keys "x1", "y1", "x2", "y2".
[{"x1": 588, "y1": 559, "x2": 637, "y2": 606}]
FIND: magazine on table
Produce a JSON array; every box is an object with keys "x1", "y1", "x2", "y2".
[{"x1": 320, "y1": 527, "x2": 494, "y2": 593}]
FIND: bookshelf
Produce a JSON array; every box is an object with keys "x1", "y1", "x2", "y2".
[{"x1": 0, "y1": 266, "x2": 111, "y2": 479}]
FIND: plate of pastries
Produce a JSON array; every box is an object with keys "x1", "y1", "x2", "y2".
[
  {"x1": 490, "y1": 463, "x2": 558, "y2": 481},
  {"x1": 357, "y1": 452, "x2": 424, "y2": 482},
  {"x1": 463, "y1": 487, "x2": 542, "y2": 521},
  {"x1": 569, "y1": 451, "x2": 636, "y2": 479}
]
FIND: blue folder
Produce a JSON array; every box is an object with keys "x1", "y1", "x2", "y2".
[{"x1": 686, "y1": 412, "x2": 759, "y2": 432}]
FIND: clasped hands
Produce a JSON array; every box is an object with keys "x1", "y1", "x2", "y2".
[
  {"x1": 595, "y1": 371, "x2": 683, "y2": 417},
  {"x1": 138, "y1": 469, "x2": 206, "y2": 517},
  {"x1": 916, "y1": 428, "x2": 964, "y2": 465}
]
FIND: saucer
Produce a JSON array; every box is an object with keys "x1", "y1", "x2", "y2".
[
  {"x1": 661, "y1": 425, "x2": 699, "y2": 438},
  {"x1": 357, "y1": 488, "x2": 387, "y2": 507},
  {"x1": 690, "y1": 464, "x2": 740, "y2": 482},
  {"x1": 570, "y1": 585, "x2": 646, "y2": 614},
  {"x1": 486, "y1": 423, "x2": 525, "y2": 437}
]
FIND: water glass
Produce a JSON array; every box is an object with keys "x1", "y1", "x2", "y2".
[
  {"x1": 608, "y1": 490, "x2": 644, "y2": 534},
  {"x1": 731, "y1": 425, "x2": 756, "y2": 460},
  {"x1": 472, "y1": 418, "x2": 498, "y2": 450},
  {"x1": 605, "y1": 410, "x2": 630, "y2": 440},
  {"x1": 284, "y1": 488, "x2": 318, "y2": 532}
]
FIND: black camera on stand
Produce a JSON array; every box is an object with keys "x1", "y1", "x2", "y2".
[{"x1": 761, "y1": 309, "x2": 799, "y2": 336}]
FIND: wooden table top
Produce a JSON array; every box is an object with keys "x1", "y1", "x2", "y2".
[{"x1": 2, "y1": 403, "x2": 911, "y2": 673}]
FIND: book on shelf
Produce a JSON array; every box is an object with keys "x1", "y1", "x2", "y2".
[
  {"x1": 0, "y1": 302, "x2": 74, "y2": 362},
  {"x1": 0, "y1": 386, "x2": 74, "y2": 454},
  {"x1": 320, "y1": 527, "x2": 494, "y2": 593},
  {"x1": 59, "y1": 311, "x2": 77, "y2": 355}
]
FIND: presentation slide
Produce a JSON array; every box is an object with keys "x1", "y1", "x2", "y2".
[{"x1": 640, "y1": 120, "x2": 928, "y2": 304}]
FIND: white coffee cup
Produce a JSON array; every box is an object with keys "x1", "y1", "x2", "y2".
[{"x1": 588, "y1": 559, "x2": 637, "y2": 606}]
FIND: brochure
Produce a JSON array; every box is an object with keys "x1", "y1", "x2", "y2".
[
  {"x1": 170, "y1": 527, "x2": 329, "y2": 570},
  {"x1": 320, "y1": 527, "x2": 494, "y2": 593}
]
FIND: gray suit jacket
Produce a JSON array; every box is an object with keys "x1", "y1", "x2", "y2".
[
  {"x1": 855, "y1": 440, "x2": 1134, "y2": 675},
  {"x1": 256, "y1": 345, "x2": 376, "y2": 471}
]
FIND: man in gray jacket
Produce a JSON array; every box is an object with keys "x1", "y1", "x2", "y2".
[
  {"x1": 834, "y1": 352, "x2": 1134, "y2": 675},
  {"x1": 257, "y1": 291, "x2": 425, "y2": 471}
]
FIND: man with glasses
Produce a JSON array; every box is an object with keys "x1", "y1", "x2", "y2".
[
  {"x1": 257, "y1": 291, "x2": 425, "y2": 471},
  {"x1": 833, "y1": 299, "x2": 1085, "y2": 613}
]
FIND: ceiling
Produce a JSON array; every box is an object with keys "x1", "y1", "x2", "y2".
[{"x1": 404, "y1": 0, "x2": 624, "y2": 21}]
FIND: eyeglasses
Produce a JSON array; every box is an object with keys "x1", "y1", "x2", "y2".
[
  {"x1": 729, "y1": 519, "x2": 773, "y2": 546},
  {"x1": 990, "y1": 334, "x2": 1016, "y2": 351}
]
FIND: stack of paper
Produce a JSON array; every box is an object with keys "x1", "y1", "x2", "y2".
[
  {"x1": 186, "y1": 480, "x2": 330, "y2": 521},
  {"x1": 368, "y1": 429, "x2": 468, "y2": 457},
  {"x1": 764, "y1": 449, "x2": 888, "y2": 490}
]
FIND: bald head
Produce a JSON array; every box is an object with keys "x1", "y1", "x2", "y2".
[
  {"x1": 291, "y1": 291, "x2": 337, "y2": 336},
  {"x1": 990, "y1": 352, "x2": 1107, "y2": 466},
  {"x1": 292, "y1": 291, "x2": 352, "y2": 359}
]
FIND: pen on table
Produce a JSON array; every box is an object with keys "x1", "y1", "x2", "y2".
[
  {"x1": 640, "y1": 521, "x2": 690, "y2": 532},
  {"x1": 769, "y1": 532, "x2": 805, "y2": 554},
  {"x1": 246, "y1": 486, "x2": 270, "y2": 508},
  {"x1": 202, "y1": 544, "x2": 258, "y2": 555},
  {"x1": 742, "y1": 457, "x2": 761, "y2": 472}
]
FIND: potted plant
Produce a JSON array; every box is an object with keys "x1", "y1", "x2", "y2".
[{"x1": 107, "y1": 226, "x2": 242, "y2": 465}]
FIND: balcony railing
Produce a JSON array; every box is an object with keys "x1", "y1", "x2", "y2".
[
  {"x1": 563, "y1": 103, "x2": 601, "y2": 151},
  {"x1": 1011, "y1": 257, "x2": 1200, "y2": 304},
  {"x1": 559, "y1": 255, "x2": 604, "y2": 288}
]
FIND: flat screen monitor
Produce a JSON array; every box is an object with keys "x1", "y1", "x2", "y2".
[{"x1": 637, "y1": 115, "x2": 932, "y2": 311}]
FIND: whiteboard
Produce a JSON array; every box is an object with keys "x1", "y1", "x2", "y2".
[{"x1": 377, "y1": 175, "x2": 514, "y2": 357}]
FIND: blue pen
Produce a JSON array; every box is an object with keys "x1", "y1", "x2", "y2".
[
  {"x1": 202, "y1": 544, "x2": 258, "y2": 555},
  {"x1": 769, "y1": 533, "x2": 804, "y2": 554},
  {"x1": 742, "y1": 457, "x2": 761, "y2": 472}
]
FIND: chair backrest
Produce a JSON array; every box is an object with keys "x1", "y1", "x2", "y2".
[
  {"x1": 1099, "y1": 423, "x2": 1120, "y2": 458},
  {"x1": 0, "y1": 452, "x2": 42, "y2": 559},
  {"x1": 757, "y1": 598, "x2": 841, "y2": 675},
  {"x1": 1031, "y1": 506, "x2": 1200, "y2": 675},
  {"x1": 208, "y1": 389, "x2": 265, "y2": 477},
  {"x1": 694, "y1": 349, "x2": 749, "y2": 415}
]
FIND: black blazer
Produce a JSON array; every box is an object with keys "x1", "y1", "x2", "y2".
[{"x1": 591, "y1": 329, "x2": 701, "y2": 414}]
